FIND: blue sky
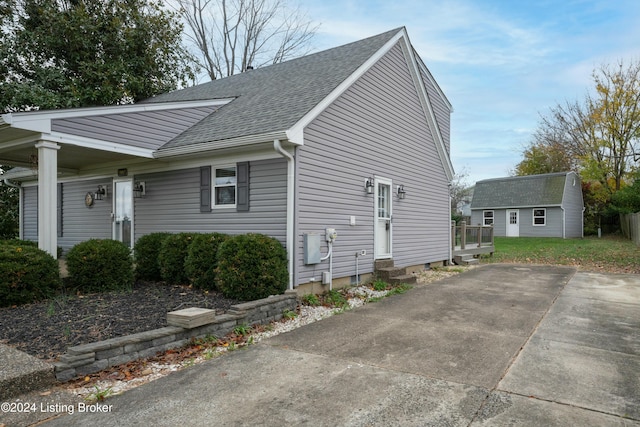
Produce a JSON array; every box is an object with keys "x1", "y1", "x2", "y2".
[{"x1": 303, "y1": 0, "x2": 640, "y2": 185}]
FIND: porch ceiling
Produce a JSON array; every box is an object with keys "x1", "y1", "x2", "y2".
[{"x1": 0, "y1": 141, "x2": 143, "y2": 172}]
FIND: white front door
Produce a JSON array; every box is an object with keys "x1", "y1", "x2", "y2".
[
  {"x1": 506, "y1": 209, "x2": 519, "y2": 237},
  {"x1": 113, "y1": 179, "x2": 134, "y2": 248},
  {"x1": 374, "y1": 177, "x2": 392, "y2": 259}
]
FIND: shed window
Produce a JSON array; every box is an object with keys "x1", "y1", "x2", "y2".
[
  {"x1": 214, "y1": 166, "x2": 236, "y2": 207},
  {"x1": 483, "y1": 210, "x2": 494, "y2": 226},
  {"x1": 533, "y1": 208, "x2": 546, "y2": 226}
]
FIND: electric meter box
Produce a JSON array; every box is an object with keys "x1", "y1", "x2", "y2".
[{"x1": 303, "y1": 233, "x2": 321, "y2": 265}]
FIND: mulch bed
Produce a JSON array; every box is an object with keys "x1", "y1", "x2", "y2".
[{"x1": 0, "y1": 282, "x2": 242, "y2": 362}]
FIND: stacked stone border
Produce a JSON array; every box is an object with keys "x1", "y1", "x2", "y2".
[{"x1": 53, "y1": 291, "x2": 298, "y2": 382}]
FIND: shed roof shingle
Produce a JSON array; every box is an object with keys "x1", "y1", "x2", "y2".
[
  {"x1": 471, "y1": 172, "x2": 570, "y2": 209},
  {"x1": 143, "y1": 28, "x2": 403, "y2": 151}
]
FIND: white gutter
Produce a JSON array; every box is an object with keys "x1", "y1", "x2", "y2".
[
  {"x1": 154, "y1": 131, "x2": 291, "y2": 159},
  {"x1": 274, "y1": 139, "x2": 295, "y2": 290}
]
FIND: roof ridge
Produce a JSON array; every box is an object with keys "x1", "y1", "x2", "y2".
[
  {"x1": 143, "y1": 27, "x2": 405, "y2": 104},
  {"x1": 476, "y1": 171, "x2": 572, "y2": 184}
]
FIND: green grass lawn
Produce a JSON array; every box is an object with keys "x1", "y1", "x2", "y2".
[{"x1": 481, "y1": 235, "x2": 640, "y2": 274}]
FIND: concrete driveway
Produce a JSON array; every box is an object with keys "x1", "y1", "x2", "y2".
[{"x1": 39, "y1": 264, "x2": 640, "y2": 426}]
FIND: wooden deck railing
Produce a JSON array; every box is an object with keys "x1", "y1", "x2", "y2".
[{"x1": 451, "y1": 221, "x2": 494, "y2": 251}]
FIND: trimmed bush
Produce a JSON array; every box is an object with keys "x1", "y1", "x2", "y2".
[
  {"x1": 158, "y1": 233, "x2": 198, "y2": 285},
  {"x1": 184, "y1": 233, "x2": 229, "y2": 290},
  {"x1": 66, "y1": 239, "x2": 134, "y2": 293},
  {"x1": 0, "y1": 239, "x2": 37, "y2": 247},
  {"x1": 0, "y1": 242, "x2": 61, "y2": 307},
  {"x1": 134, "y1": 232, "x2": 172, "y2": 281},
  {"x1": 216, "y1": 233, "x2": 288, "y2": 301}
]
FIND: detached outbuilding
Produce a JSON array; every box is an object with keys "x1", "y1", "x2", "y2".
[
  {"x1": 470, "y1": 172, "x2": 584, "y2": 238},
  {"x1": 0, "y1": 27, "x2": 454, "y2": 291}
]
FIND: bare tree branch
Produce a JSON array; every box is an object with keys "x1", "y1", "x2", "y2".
[{"x1": 175, "y1": 0, "x2": 317, "y2": 80}]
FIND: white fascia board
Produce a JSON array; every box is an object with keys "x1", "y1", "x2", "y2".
[
  {"x1": 471, "y1": 204, "x2": 563, "y2": 210},
  {"x1": 286, "y1": 29, "x2": 406, "y2": 145},
  {"x1": 153, "y1": 131, "x2": 290, "y2": 159},
  {"x1": 400, "y1": 29, "x2": 454, "y2": 181},
  {"x1": 47, "y1": 132, "x2": 155, "y2": 158},
  {"x1": 1, "y1": 98, "x2": 234, "y2": 133},
  {"x1": 413, "y1": 50, "x2": 453, "y2": 113}
]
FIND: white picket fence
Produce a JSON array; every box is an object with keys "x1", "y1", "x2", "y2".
[{"x1": 620, "y1": 213, "x2": 640, "y2": 246}]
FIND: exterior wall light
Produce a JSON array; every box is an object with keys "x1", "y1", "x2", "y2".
[
  {"x1": 133, "y1": 181, "x2": 146, "y2": 198},
  {"x1": 397, "y1": 184, "x2": 406, "y2": 199},
  {"x1": 364, "y1": 177, "x2": 374, "y2": 194},
  {"x1": 95, "y1": 185, "x2": 107, "y2": 200}
]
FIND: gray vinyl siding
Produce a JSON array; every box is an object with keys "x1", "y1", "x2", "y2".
[
  {"x1": 22, "y1": 186, "x2": 37, "y2": 242},
  {"x1": 58, "y1": 179, "x2": 113, "y2": 250},
  {"x1": 22, "y1": 179, "x2": 112, "y2": 251},
  {"x1": 51, "y1": 107, "x2": 217, "y2": 151},
  {"x1": 562, "y1": 173, "x2": 584, "y2": 238},
  {"x1": 134, "y1": 158, "x2": 287, "y2": 243},
  {"x1": 472, "y1": 207, "x2": 563, "y2": 237},
  {"x1": 518, "y1": 207, "x2": 563, "y2": 237},
  {"x1": 296, "y1": 42, "x2": 450, "y2": 285},
  {"x1": 419, "y1": 65, "x2": 451, "y2": 154}
]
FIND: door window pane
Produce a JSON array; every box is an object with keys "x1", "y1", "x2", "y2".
[{"x1": 510, "y1": 211, "x2": 518, "y2": 224}]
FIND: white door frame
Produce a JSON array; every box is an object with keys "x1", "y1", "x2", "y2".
[
  {"x1": 374, "y1": 177, "x2": 393, "y2": 259},
  {"x1": 506, "y1": 209, "x2": 520, "y2": 237},
  {"x1": 112, "y1": 178, "x2": 134, "y2": 247}
]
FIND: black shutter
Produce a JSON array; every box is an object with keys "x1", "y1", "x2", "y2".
[
  {"x1": 200, "y1": 166, "x2": 211, "y2": 212},
  {"x1": 236, "y1": 161, "x2": 249, "y2": 211},
  {"x1": 57, "y1": 183, "x2": 63, "y2": 237}
]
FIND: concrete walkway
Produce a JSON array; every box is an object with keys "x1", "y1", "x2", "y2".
[{"x1": 9, "y1": 264, "x2": 640, "y2": 426}]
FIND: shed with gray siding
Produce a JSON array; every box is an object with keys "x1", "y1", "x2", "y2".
[
  {"x1": 470, "y1": 172, "x2": 584, "y2": 238},
  {"x1": 0, "y1": 27, "x2": 454, "y2": 290}
]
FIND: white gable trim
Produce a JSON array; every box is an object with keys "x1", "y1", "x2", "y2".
[
  {"x1": 401, "y1": 31, "x2": 454, "y2": 181},
  {"x1": 286, "y1": 30, "x2": 406, "y2": 145},
  {"x1": 1, "y1": 98, "x2": 234, "y2": 137},
  {"x1": 414, "y1": 50, "x2": 453, "y2": 113},
  {"x1": 286, "y1": 28, "x2": 454, "y2": 181},
  {"x1": 47, "y1": 132, "x2": 155, "y2": 158}
]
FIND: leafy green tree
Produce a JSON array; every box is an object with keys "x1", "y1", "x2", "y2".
[
  {"x1": 525, "y1": 60, "x2": 640, "y2": 194},
  {"x1": 609, "y1": 171, "x2": 640, "y2": 214},
  {"x1": 0, "y1": 167, "x2": 19, "y2": 239},
  {"x1": 514, "y1": 139, "x2": 574, "y2": 176},
  {"x1": 1, "y1": 0, "x2": 196, "y2": 112}
]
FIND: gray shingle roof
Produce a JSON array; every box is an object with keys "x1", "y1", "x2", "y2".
[
  {"x1": 470, "y1": 172, "x2": 570, "y2": 209},
  {"x1": 143, "y1": 28, "x2": 403, "y2": 151}
]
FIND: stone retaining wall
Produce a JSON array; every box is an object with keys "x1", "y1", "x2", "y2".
[{"x1": 53, "y1": 291, "x2": 298, "y2": 381}]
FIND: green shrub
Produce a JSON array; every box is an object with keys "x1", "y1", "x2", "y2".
[
  {"x1": 0, "y1": 239, "x2": 37, "y2": 247},
  {"x1": 66, "y1": 239, "x2": 133, "y2": 293},
  {"x1": 158, "y1": 233, "x2": 198, "y2": 285},
  {"x1": 216, "y1": 233, "x2": 288, "y2": 301},
  {"x1": 134, "y1": 232, "x2": 172, "y2": 281},
  {"x1": 184, "y1": 233, "x2": 229, "y2": 290},
  {"x1": 0, "y1": 243, "x2": 61, "y2": 307}
]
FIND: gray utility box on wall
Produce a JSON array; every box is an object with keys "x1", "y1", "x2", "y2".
[{"x1": 303, "y1": 233, "x2": 321, "y2": 264}]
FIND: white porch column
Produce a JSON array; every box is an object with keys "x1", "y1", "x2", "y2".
[{"x1": 35, "y1": 140, "x2": 60, "y2": 258}]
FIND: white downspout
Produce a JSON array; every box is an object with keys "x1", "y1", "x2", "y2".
[
  {"x1": 274, "y1": 139, "x2": 295, "y2": 290},
  {"x1": 448, "y1": 183, "x2": 454, "y2": 266}
]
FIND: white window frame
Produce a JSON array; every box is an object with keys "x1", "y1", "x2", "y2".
[
  {"x1": 213, "y1": 165, "x2": 237, "y2": 208},
  {"x1": 483, "y1": 210, "x2": 494, "y2": 226},
  {"x1": 533, "y1": 208, "x2": 546, "y2": 226}
]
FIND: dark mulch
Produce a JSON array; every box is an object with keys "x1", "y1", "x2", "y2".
[{"x1": 0, "y1": 282, "x2": 242, "y2": 362}]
